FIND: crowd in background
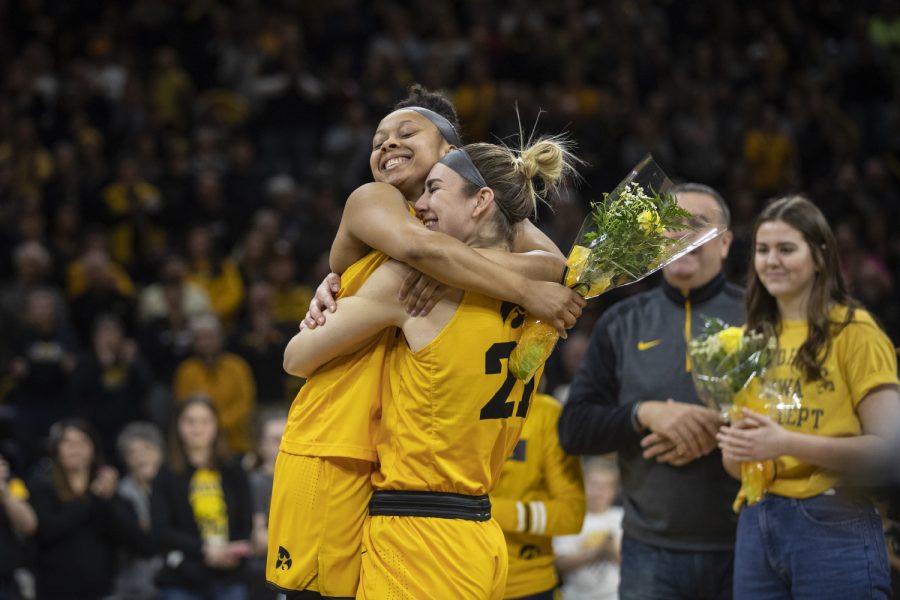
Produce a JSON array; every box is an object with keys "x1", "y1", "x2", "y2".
[{"x1": 1, "y1": 0, "x2": 900, "y2": 598}]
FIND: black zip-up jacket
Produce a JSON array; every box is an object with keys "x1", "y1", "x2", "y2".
[
  {"x1": 150, "y1": 459, "x2": 253, "y2": 592},
  {"x1": 559, "y1": 273, "x2": 744, "y2": 551}
]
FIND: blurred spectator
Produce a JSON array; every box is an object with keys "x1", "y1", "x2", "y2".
[
  {"x1": 246, "y1": 409, "x2": 286, "y2": 600},
  {"x1": 231, "y1": 228, "x2": 273, "y2": 285},
  {"x1": 41, "y1": 141, "x2": 100, "y2": 230},
  {"x1": 6, "y1": 116, "x2": 53, "y2": 202},
  {"x1": 47, "y1": 201, "x2": 86, "y2": 282},
  {"x1": 113, "y1": 422, "x2": 165, "y2": 600},
  {"x1": 29, "y1": 419, "x2": 140, "y2": 600},
  {"x1": 150, "y1": 397, "x2": 252, "y2": 600},
  {"x1": 150, "y1": 47, "x2": 194, "y2": 132},
  {"x1": 231, "y1": 280, "x2": 296, "y2": 407},
  {"x1": 266, "y1": 244, "x2": 312, "y2": 326},
  {"x1": 743, "y1": 105, "x2": 797, "y2": 196},
  {"x1": 66, "y1": 232, "x2": 136, "y2": 299},
  {"x1": 69, "y1": 315, "x2": 154, "y2": 464},
  {"x1": 262, "y1": 174, "x2": 308, "y2": 252},
  {"x1": 173, "y1": 315, "x2": 256, "y2": 454},
  {"x1": 0, "y1": 452, "x2": 37, "y2": 600},
  {"x1": 68, "y1": 248, "x2": 137, "y2": 346},
  {"x1": 223, "y1": 137, "x2": 265, "y2": 228},
  {"x1": 453, "y1": 57, "x2": 496, "y2": 143},
  {"x1": 321, "y1": 101, "x2": 373, "y2": 197},
  {"x1": 0, "y1": 241, "x2": 67, "y2": 363},
  {"x1": 554, "y1": 458, "x2": 624, "y2": 600},
  {"x1": 189, "y1": 168, "x2": 241, "y2": 251},
  {"x1": 7, "y1": 288, "x2": 79, "y2": 466},
  {"x1": 185, "y1": 226, "x2": 245, "y2": 328},
  {"x1": 139, "y1": 281, "x2": 195, "y2": 385},
  {"x1": 138, "y1": 253, "x2": 213, "y2": 324},
  {"x1": 100, "y1": 156, "x2": 166, "y2": 282}
]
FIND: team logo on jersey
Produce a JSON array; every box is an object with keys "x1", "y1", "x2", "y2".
[
  {"x1": 500, "y1": 301, "x2": 526, "y2": 328},
  {"x1": 275, "y1": 546, "x2": 292, "y2": 570},
  {"x1": 519, "y1": 544, "x2": 543, "y2": 559}
]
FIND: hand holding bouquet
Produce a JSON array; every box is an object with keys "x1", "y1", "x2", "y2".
[
  {"x1": 508, "y1": 155, "x2": 726, "y2": 382},
  {"x1": 688, "y1": 318, "x2": 777, "y2": 508}
]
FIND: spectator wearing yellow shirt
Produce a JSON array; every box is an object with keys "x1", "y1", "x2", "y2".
[
  {"x1": 266, "y1": 243, "x2": 312, "y2": 325},
  {"x1": 717, "y1": 196, "x2": 898, "y2": 598},
  {"x1": 185, "y1": 226, "x2": 245, "y2": 327},
  {"x1": 173, "y1": 314, "x2": 256, "y2": 454},
  {"x1": 743, "y1": 106, "x2": 797, "y2": 196},
  {"x1": 101, "y1": 157, "x2": 167, "y2": 279},
  {"x1": 66, "y1": 233, "x2": 136, "y2": 300}
]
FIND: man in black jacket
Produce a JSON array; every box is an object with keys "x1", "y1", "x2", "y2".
[{"x1": 559, "y1": 183, "x2": 742, "y2": 599}]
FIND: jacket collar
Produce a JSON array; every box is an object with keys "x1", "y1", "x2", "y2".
[{"x1": 662, "y1": 271, "x2": 727, "y2": 305}]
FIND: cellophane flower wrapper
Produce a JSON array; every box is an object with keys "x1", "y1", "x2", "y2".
[
  {"x1": 509, "y1": 154, "x2": 726, "y2": 383},
  {"x1": 688, "y1": 319, "x2": 781, "y2": 509},
  {"x1": 731, "y1": 381, "x2": 803, "y2": 511}
]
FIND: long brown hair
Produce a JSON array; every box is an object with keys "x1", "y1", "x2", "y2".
[
  {"x1": 47, "y1": 418, "x2": 103, "y2": 501},
  {"x1": 745, "y1": 195, "x2": 856, "y2": 381},
  {"x1": 168, "y1": 395, "x2": 231, "y2": 474}
]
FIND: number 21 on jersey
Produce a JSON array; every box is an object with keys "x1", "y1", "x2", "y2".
[{"x1": 480, "y1": 302, "x2": 535, "y2": 420}]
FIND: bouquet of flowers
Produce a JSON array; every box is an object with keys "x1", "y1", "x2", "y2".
[
  {"x1": 688, "y1": 317, "x2": 775, "y2": 420},
  {"x1": 508, "y1": 154, "x2": 726, "y2": 383},
  {"x1": 688, "y1": 318, "x2": 777, "y2": 508}
]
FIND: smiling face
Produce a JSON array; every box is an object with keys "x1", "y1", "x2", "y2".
[
  {"x1": 662, "y1": 191, "x2": 732, "y2": 291},
  {"x1": 414, "y1": 163, "x2": 479, "y2": 243},
  {"x1": 370, "y1": 109, "x2": 451, "y2": 203},
  {"x1": 753, "y1": 219, "x2": 818, "y2": 307}
]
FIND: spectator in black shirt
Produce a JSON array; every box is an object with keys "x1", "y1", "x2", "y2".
[
  {"x1": 29, "y1": 419, "x2": 140, "y2": 600},
  {"x1": 150, "y1": 396, "x2": 253, "y2": 600},
  {"x1": 69, "y1": 315, "x2": 155, "y2": 464}
]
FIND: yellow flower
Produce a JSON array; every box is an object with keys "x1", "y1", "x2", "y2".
[
  {"x1": 717, "y1": 326, "x2": 744, "y2": 354},
  {"x1": 637, "y1": 209, "x2": 662, "y2": 234}
]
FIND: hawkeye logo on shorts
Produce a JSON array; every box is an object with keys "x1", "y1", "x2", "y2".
[{"x1": 276, "y1": 546, "x2": 292, "y2": 570}]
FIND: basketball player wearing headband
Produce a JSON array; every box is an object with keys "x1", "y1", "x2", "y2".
[
  {"x1": 284, "y1": 138, "x2": 580, "y2": 599},
  {"x1": 267, "y1": 87, "x2": 584, "y2": 598}
]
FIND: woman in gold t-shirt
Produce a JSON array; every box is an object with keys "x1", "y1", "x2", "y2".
[{"x1": 717, "y1": 195, "x2": 899, "y2": 599}]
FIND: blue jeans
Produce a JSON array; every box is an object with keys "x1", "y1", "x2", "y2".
[
  {"x1": 159, "y1": 583, "x2": 248, "y2": 600},
  {"x1": 619, "y1": 535, "x2": 734, "y2": 599},
  {"x1": 734, "y1": 492, "x2": 891, "y2": 599}
]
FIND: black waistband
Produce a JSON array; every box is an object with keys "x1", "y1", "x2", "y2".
[{"x1": 368, "y1": 490, "x2": 491, "y2": 521}]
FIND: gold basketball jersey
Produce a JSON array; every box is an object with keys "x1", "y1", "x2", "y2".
[
  {"x1": 492, "y1": 393, "x2": 585, "y2": 598},
  {"x1": 373, "y1": 292, "x2": 540, "y2": 495},
  {"x1": 280, "y1": 250, "x2": 393, "y2": 462}
]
